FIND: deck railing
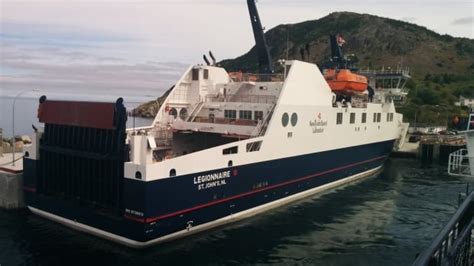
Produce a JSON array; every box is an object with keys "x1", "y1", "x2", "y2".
[
  {"x1": 229, "y1": 72, "x2": 284, "y2": 82},
  {"x1": 412, "y1": 188, "x2": 473, "y2": 266},
  {"x1": 206, "y1": 94, "x2": 277, "y2": 104},
  {"x1": 192, "y1": 117, "x2": 258, "y2": 126},
  {"x1": 448, "y1": 149, "x2": 473, "y2": 178}
]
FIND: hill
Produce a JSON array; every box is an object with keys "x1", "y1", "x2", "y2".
[
  {"x1": 134, "y1": 12, "x2": 474, "y2": 124},
  {"x1": 220, "y1": 12, "x2": 474, "y2": 79}
]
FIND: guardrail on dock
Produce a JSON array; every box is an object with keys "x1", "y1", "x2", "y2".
[{"x1": 412, "y1": 187, "x2": 473, "y2": 266}]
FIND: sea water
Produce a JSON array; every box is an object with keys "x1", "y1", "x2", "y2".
[{"x1": 0, "y1": 159, "x2": 472, "y2": 265}]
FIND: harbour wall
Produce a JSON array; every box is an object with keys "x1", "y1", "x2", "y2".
[{"x1": 0, "y1": 171, "x2": 24, "y2": 209}]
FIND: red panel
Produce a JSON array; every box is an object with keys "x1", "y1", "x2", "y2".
[{"x1": 38, "y1": 100, "x2": 117, "y2": 129}]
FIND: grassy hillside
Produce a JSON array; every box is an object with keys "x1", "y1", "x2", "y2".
[
  {"x1": 134, "y1": 12, "x2": 474, "y2": 124},
  {"x1": 221, "y1": 12, "x2": 474, "y2": 78},
  {"x1": 220, "y1": 12, "x2": 474, "y2": 125}
]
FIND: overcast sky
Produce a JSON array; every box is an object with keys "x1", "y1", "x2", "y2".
[{"x1": 1, "y1": 0, "x2": 473, "y2": 98}]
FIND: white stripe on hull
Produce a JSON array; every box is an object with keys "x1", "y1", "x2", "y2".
[{"x1": 28, "y1": 164, "x2": 383, "y2": 248}]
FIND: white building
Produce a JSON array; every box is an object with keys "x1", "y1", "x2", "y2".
[{"x1": 455, "y1": 96, "x2": 474, "y2": 108}]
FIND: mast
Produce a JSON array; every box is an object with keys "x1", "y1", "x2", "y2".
[
  {"x1": 329, "y1": 34, "x2": 345, "y2": 68},
  {"x1": 247, "y1": 0, "x2": 274, "y2": 73}
]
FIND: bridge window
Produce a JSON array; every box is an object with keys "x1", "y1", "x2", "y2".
[
  {"x1": 224, "y1": 110, "x2": 236, "y2": 119},
  {"x1": 373, "y1": 113, "x2": 377, "y2": 123},
  {"x1": 336, "y1": 113, "x2": 343, "y2": 124},
  {"x1": 350, "y1": 113, "x2": 356, "y2": 124},
  {"x1": 239, "y1": 110, "x2": 252, "y2": 120},
  {"x1": 386, "y1": 113, "x2": 390, "y2": 122},
  {"x1": 377, "y1": 113, "x2": 381, "y2": 123},
  {"x1": 254, "y1": 111, "x2": 264, "y2": 121},
  {"x1": 203, "y1": 69, "x2": 209, "y2": 79},
  {"x1": 192, "y1": 69, "x2": 199, "y2": 80},
  {"x1": 361, "y1": 113, "x2": 367, "y2": 123}
]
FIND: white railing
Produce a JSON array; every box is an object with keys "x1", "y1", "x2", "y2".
[
  {"x1": 187, "y1": 101, "x2": 205, "y2": 122},
  {"x1": 229, "y1": 73, "x2": 284, "y2": 83},
  {"x1": 448, "y1": 149, "x2": 473, "y2": 177},
  {"x1": 206, "y1": 94, "x2": 277, "y2": 104},
  {"x1": 358, "y1": 68, "x2": 410, "y2": 77},
  {"x1": 250, "y1": 104, "x2": 275, "y2": 138}
]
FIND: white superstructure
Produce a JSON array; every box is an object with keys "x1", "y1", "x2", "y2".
[{"x1": 124, "y1": 60, "x2": 404, "y2": 182}]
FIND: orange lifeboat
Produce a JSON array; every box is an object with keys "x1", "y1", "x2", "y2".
[{"x1": 324, "y1": 69, "x2": 368, "y2": 93}]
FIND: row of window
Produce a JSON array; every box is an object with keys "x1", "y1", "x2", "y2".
[
  {"x1": 222, "y1": 140, "x2": 263, "y2": 155},
  {"x1": 336, "y1": 112, "x2": 394, "y2": 125},
  {"x1": 224, "y1": 110, "x2": 264, "y2": 121},
  {"x1": 192, "y1": 68, "x2": 209, "y2": 81}
]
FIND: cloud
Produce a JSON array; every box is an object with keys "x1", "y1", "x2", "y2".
[
  {"x1": 451, "y1": 16, "x2": 473, "y2": 25},
  {"x1": 0, "y1": 42, "x2": 188, "y2": 98}
]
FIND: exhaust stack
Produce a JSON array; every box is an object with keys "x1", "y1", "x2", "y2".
[
  {"x1": 209, "y1": 51, "x2": 216, "y2": 66},
  {"x1": 203, "y1": 55, "x2": 211, "y2": 66}
]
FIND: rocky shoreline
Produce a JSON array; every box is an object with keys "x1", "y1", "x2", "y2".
[
  {"x1": 130, "y1": 86, "x2": 173, "y2": 118},
  {"x1": 2, "y1": 135, "x2": 32, "y2": 154}
]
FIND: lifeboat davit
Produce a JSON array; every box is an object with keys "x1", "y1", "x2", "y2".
[{"x1": 324, "y1": 69, "x2": 368, "y2": 93}]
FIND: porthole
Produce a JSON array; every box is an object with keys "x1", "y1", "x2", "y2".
[
  {"x1": 135, "y1": 171, "x2": 142, "y2": 179},
  {"x1": 170, "y1": 169, "x2": 176, "y2": 177},
  {"x1": 228, "y1": 160, "x2": 233, "y2": 167},
  {"x1": 291, "y1": 113, "x2": 298, "y2": 127},
  {"x1": 281, "y1": 113, "x2": 289, "y2": 127},
  {"x1": 24, "y1": 151, "x2": 30, "y2": 158},
  {"x1": 169, "y1": 108, "x2": 178, "y2": 119},
  {"x1": 179, "y1": 108, "x2": 188, "y2": 120}
]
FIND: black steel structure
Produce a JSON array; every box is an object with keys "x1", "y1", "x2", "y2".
[
  {"x1": 24, "y1": 97, "x2": 128, "y2": 213},
  {"x1": 247, "y1": 0, "x2": 274, "y2": 74}
]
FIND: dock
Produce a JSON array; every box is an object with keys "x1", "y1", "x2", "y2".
[
  {"x1": 391, "y1": 134, "x2": 467, "y2": 165},
  {"x1": 0, "y1": 152, "x2": 24, "y2": 209}
]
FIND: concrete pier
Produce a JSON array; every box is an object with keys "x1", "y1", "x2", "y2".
[{"x1": 0, "y1": 153, "x2": 24, "y2": 209}]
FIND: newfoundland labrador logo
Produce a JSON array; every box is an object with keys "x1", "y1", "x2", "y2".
[{"x1": 309, "y1": 112, "x2": 327, "y2": 133}]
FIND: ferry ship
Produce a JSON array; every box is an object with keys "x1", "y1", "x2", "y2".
[{"x1": 22, "y1": 1, "x2": 406, "y2": 248}]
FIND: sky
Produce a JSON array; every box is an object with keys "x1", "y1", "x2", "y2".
[{"x1": 1, "y1": 0, "x2": 473, "y2": 98}]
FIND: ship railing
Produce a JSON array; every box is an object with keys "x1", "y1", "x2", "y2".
[
  {"x1": 205, "y1": 94, "x2": 277, "y2": 104},
  {"x1": 250, "y1": 103, "x2": 275, "y2": 138},
  {"x1": 229, "y1": 73, "x2": 284, "y2": 83},
  {"x1": 149, "y1": 127, "x2": 173, "y2": 148},
  {"x1": 359, "y1": 68, "x2": 410, "y2": 77},
  {"x1": 192, "y1": 117, "x2": 258, "y2": 127},
  {"x1": 448, "y1": 149, "x2": 473, "y2": 178},
  {"x1": 412, "y1": 187, "x2": 473, "y2": 266},
  {"x1": 186, "y1": 101, "x2": 205, "y2": 122}
]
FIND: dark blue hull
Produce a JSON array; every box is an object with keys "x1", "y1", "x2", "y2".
[{"x1": 24, "y1": 139, "x2": 395, "y2": 247}]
